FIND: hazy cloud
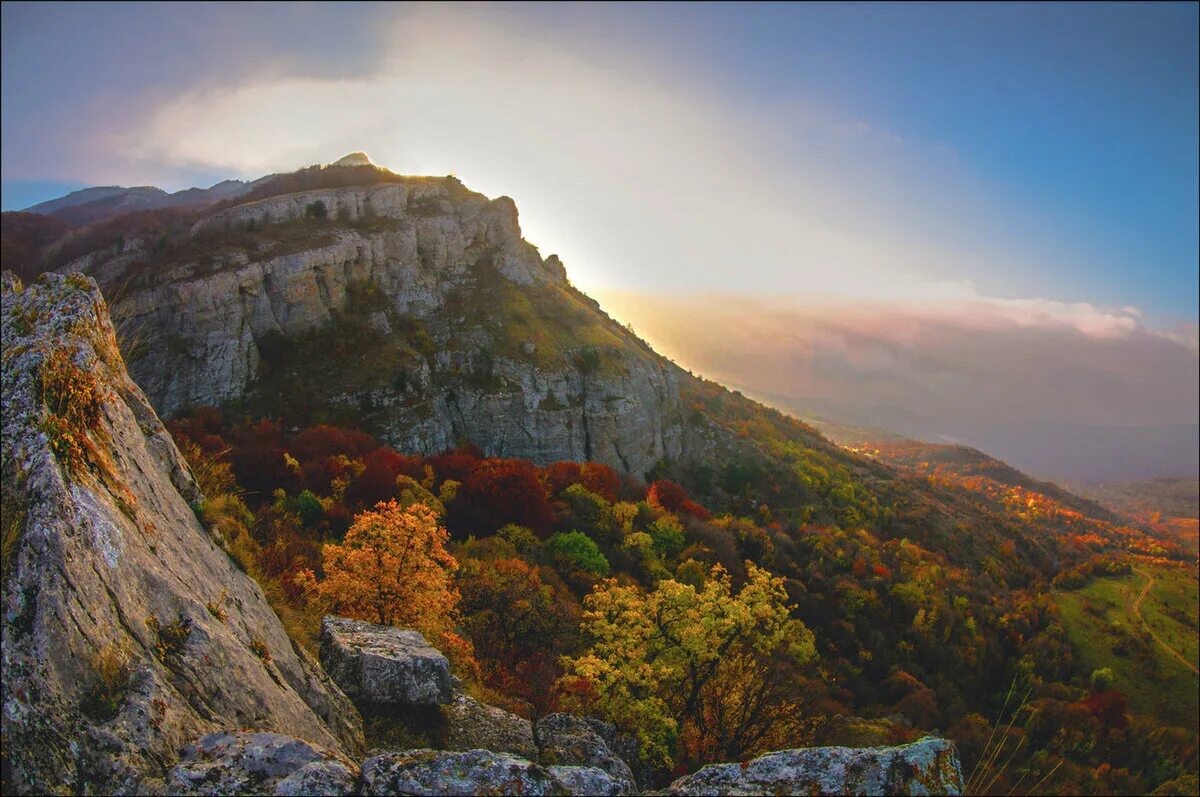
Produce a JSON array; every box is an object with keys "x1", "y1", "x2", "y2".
[{"x1": 594, "y1": 289, "x2": 1199, "y2": 479}]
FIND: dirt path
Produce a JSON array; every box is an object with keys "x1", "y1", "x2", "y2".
[{"x1": 1131, "y1": 567, "x2": 1199, "y2": 676}]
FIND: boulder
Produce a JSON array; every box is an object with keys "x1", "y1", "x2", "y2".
[
  {"x1": 166, "y1": 732, "x2": 357, "y2": 796},
  {"x1": 662, "y1": 737, "x2": 964, "y2": 796},
  {"x1": 359, "y1": 748, "x2": 567, "y2": 796},
  {"x1": 547, "y1": 764, "x2": 636, "y2": 796},
  {"x1": 535, "y1": 713, "x2": 636, "y2": 790},
  {"x1": 442, "y1": 692, "x2": 537, "y2": 759},
  {"x1": 319, "y1": 616, "x2": 452, "y2": 706}
]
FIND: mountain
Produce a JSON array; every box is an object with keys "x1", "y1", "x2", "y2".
[{"x1": 24, "y1": 179, "x2": 257, "y2": 228}]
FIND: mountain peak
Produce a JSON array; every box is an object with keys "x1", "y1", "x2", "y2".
[{"x1": 331, "y1": 151, "x2": 372, "y2": 167}]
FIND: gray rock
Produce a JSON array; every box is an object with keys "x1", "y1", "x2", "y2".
[
  {"x1": 273, "y1": 760, "x2": 360, "y2": 796},
  {"x1": 0, "y1": 273, "x2": 363, "y2": 796},
  {"x1": 536, "y1": 713, "x2": 636, "y2": 791},
  {"x1": 319, "y1": 616, "x2": 452, "y2": 706},
  {"x1": 166, "y1": 731, "x2": 357, "y2": 796},
  {"x1": 359, "y1": 748, "x2": 568, "y2": 796},
  {"x1": 547, "y1": 764, "x2": 636, "y2": 796},
  {"x1": 442, "y1": 692, "x2": 537, "y2": 759},
  {"x1": 662, "y1": 737, "x2": 964, "y2": 796}
]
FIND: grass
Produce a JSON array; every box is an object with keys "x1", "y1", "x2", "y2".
[
  {"x1": 1055, "y1": 563, "x2": 1198, "y2": 728},
  {"x1": 80, "y1": 643, "x2": 132, "y2": 721},
  {"x1": 1, "y1": 475, "x2": 25, "y2": 588},
  {"x1": 146, "y1": 613, "x2": 192, "y2": 663}
]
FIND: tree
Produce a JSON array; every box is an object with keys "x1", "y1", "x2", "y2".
[
  {"x1": 545, "y1": 531, "x2": 610, "y2": 576},
  {"x1": 559, "y1": 562, "x2": 816, "y2": 770},
  {"x1": 449, "y1": 458, "x2": 555, "y2": 537},
  {"x1": 295, "y1": 501, "x2": 459, "y2": 637},
  {"x1": 456, "y1": 554, "x2": 580, "y2": 715}
]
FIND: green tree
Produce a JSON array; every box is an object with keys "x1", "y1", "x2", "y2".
[{"x1": 545, "y1": 530, "x2": 610, "y2": 576}]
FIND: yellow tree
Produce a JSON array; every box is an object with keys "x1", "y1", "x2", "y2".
[
  {"x1": 296, "y1": 500, "x2": 460, "y2": 638},
  {"x1": 558, "y1": 562, "x2": 816, "y2": 770}
]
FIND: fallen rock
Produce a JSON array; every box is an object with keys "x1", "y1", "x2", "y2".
[
  {"x1": 166, "y1": 731, "x2": 357, "y2": 796},
  {"x1": 536, "y1": 713, "x2": 636, "y2": 790},
  {"x1": 662, "y1": 737, "x2": 964, "y2": 796},
  {"x1": 319, "y1": 616, "x2": 452, "y2": 706},
  {"x1": 359, "y1": 748, "x2": 567, "y2": 796},
  {"x1": 442, "y1": 692, "x2": 537, "y2": 759},
  {"x1": 547, "y1": 764, "x2": 636, "y2": 796}
]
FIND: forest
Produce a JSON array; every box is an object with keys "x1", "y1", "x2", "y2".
[{"x1": 166, "y1": 407, "x2": 1199, "y2": 795}]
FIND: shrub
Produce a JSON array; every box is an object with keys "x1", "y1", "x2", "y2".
[
  {"x1": 249, "y1": 634, "x2": 272, "y2": 664},
  {"x1": 305, "y1": 200, "x2": 328, "y2": 219},
  {"x1": 146, "y1": 613, "x2": 192, "y2": 663},
  {"x1": 36, "y1": 348, "x2": 106, "y2": 476},
  {"x1": 80, "y1": 643, "x2": 131, "y2": 721}
]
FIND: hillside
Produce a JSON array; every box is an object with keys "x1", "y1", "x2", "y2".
[{"x1": 2, "y1": 158, "x2": 1196, "y2": 794}]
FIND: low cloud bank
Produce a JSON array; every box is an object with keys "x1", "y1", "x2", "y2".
[{"x1": 596, "y1": 289, "x2": 1199, "y2": 482}]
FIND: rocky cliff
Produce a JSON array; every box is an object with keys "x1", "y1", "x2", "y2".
[
  {"x1": 0, "y1": 273, "x2": 363, "y2": 794},
  {"x1": 71, "y1": 176, "x2": 704, "y2": 478}
]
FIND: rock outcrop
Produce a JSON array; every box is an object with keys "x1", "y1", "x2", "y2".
[
  {"x1": 535, "y1": 713, "x2": 637, "y2": 791},
  {"x1": 74, "y1": 176, "x2": 706, "y2": 477},
  {"x1": 661, "y1": 737, "x2": 964, "y2": 796},
  {"x1": 320, "y1": 616, "x2": 452, "y2": 706},
  {"x1": 0, "y1": 273, "x2": 363, "y2": 795},
  {"x1": 441, "y1": 692, "x2": 537, "y2": 760},
  {"x1": 547, "y1": 764, "x2": 634, "y2": 796},
  {"x1": 360, "y1": 749, "x2": 569, "y2": 796}
]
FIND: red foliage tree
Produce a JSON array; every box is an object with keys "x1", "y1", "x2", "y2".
[
  {"x1": 544, "y1": 461, "x2": 584, "y2": 497},
  {"x1": 449, "y1": 458, "x2": 555, "y2": 538},
  {"x1": 426, "y1": 444, "x2": 485, "y2": 485},
  {"x1": 581, "y1": 463, "x2": 621, "y2": 503},
  {"x1": 648, "y1": 479, "x2": 690, "y2": 513}
]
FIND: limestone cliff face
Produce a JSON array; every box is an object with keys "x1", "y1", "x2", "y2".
[
  {"x1": 0, "y1": 273, "x2": 363, "y2": 795},
  {"x1": 74, "y1": 178, "x2": 705, "y2": 477}
]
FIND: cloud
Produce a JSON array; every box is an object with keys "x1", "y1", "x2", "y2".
[
  {"x1": 593, "y1": 289, "x2": 1200, "y2": 435},
  {"x1": 95, "y1": 3, "x2": 1070, "y2": 308}
]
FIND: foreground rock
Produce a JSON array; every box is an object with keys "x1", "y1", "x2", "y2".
[
  {"x1": 442, "y1": 692, "x2": 537, "y2": 759},
  {"x1": 0, "y1": 273, "x2": 363, "y2": 795},
  {"x1": 166, "y1": 732, "x2": 357, "y2": 796},
  {"x1": 359, "y1": 749, "x2": 568, "y2": 796},
  {"x1": 536, "y1": 713, "x2": 636, "y2": 791},
  {"x1": 662, "y1": 737, "x2": 964, "y2": 796},
  {"x1": 547, "y1": 764, "x2": 635, "y2": 796},
  {"x1": 319, "y1": 616, "x2": 452, "y2": 706}
]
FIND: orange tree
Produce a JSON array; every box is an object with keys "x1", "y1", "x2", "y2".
[{"x1": 295, "y1": 500, "x2": 460, "y2": 639}]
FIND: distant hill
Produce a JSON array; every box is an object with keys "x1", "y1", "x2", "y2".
[{"x1": 23, "y1": 179, "x2": 256, "y2": 228}]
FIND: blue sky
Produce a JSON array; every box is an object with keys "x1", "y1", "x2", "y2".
[{"x1": 2, "y1": 1, "x2": 1197, "y2": 323}]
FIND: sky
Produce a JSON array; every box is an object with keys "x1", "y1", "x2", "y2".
[{"x1": 2, "y1": 2, "x2": 1197, "y2": 478}]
